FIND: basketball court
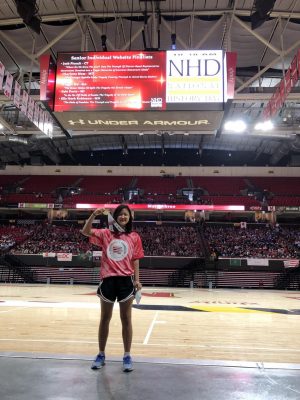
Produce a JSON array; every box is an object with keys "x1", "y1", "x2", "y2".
[{"x1": 1, "y1": 283, "x2": 300, "y2": 399}]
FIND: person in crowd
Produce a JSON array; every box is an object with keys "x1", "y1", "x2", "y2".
[{"x1": 81, "y1": 204, "x2": 144, "y2": 372}]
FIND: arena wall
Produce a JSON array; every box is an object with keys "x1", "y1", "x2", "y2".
[{"x1": 1, "y1": 165, "x2": 300, "y2": 177}]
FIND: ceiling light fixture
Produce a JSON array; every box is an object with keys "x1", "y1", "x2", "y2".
[
  {"x1": 224, "y1": 120, "x2": 247, "y2": 133},
  {"x1": 254, "y1": 120, "x2": 274, "y2": 131}
]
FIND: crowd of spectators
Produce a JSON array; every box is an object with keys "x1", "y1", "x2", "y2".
[
  {"x1": 0, "y1": 225, "x2": 34, "y2": 253},
  {"x1": 204, "y1": 224, "x2": 300, "y2": 259},
  {"x1": 5, "y1": 223, "x2": 205, "y2": 257},
  {"x1": 1, "y1": 222, "x2": 299, "y2": 259},
  {"x1": 135, "y1": 225, "x2": 205, "y2": 257},
  {"x1": 10, "y1": 224, "x2": 90, "y2": 255}
]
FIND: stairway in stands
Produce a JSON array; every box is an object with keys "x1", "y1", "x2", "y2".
[{"x1": 1, "y1": 254, "x2": 35, "y2": 283}]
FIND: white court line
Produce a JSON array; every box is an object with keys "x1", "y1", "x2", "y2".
[
  {"x1": 0, "y1": 338, "x2": 300, "y2": 354},
  {"x1": 0, "y1": 338, "x2": 99, "y2": 344},
  {"x1": 0, "y1": 300, "x2": 99, "y2": 309},
  {"x1": 144, "y1": 344, "x2": 300, "y2": 353},
  {"x1": 143, "y1": 311, "x2": 159, "y2": 345},
  {"x1": 0, "y1": 307, "x2": 30, "y2": 314}
]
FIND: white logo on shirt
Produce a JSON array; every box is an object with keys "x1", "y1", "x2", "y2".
[{"x1": 107, "y1": 239, "x2": 129, "y2": 261}]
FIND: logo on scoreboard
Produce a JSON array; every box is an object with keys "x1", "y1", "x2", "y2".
[{"x1": 151, "y1": 97, "x2": 163, "y2": 108}]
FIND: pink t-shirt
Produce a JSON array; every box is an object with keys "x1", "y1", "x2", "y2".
[{"x1": 90, "y1": 229, "x2": 144, "y2": 279}]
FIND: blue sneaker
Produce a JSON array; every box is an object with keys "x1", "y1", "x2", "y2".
[
  {"x1": 123, "y1": 355, "x2": 133, "y2": 372},
  {"x1": 91, "y1": 353, "x2": 105, "y2": 370}
]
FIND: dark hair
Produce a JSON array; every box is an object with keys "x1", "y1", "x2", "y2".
[{"x1": 113, "y1": 204, "x2": 133, "y2": 233}]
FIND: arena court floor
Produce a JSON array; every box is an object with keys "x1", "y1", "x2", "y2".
[{"x1": 1, "y1": 283, "x2": 300, "y2": 399}]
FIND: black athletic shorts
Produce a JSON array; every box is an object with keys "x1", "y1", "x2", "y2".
[{"x1": 97, "y1": 276, "x2": 135, "y2": 303}]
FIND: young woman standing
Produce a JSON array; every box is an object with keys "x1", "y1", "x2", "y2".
[{"x1": 81, "y1": 204, "x2": 144, "y2": 372}]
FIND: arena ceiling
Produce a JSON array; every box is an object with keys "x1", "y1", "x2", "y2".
[{"x1": 0, "y1": 0, "x2": 300, "y2": 167}]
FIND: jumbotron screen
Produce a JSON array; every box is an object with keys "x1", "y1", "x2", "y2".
[
  {"x1": 54, "y1": 51, "x2": 166, "y2": 112},
  {"x1": 54, "y1": 50, "x2": 225, "y2": 112}
]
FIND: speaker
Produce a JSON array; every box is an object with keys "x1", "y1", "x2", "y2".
[
  {"x1": 251, "y1": 0, "x2": 276, "y2": 30},
  {"x1": 251, "y1": 11, "x2": 267, "y2": 30},
  {"x1": 15, "y1": 0, "x2": 41, "y2": 34},
  {"x1": 255, "y1": 0, "x2": 276, "y2": 17}
]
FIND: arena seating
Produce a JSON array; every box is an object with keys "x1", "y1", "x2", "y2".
[
  {"x1": 18, "y1": 175, "x2": 78, "y2": 193},
  {"x1": 135, "y1": 176, "x2": 189, "y2": 194},
  {"x1": 268, "y1": 196, "x2": 300, "y2": 206},
  {"x1": 3, "y1": 193, "x2": 54, "y2": 203},
  {"x1": 191, "y1": 177, "x2": 247, "y2": 195},
  {"x1": 79, "y1": 176, "x2": 132, "y2": 193},
  {"x1": 1, "y1": 175, "x2": 300, "y2": 207},
  {"x1": 199, "y1": 195, "x2": 261, "y2": 206},
  {"x1": 248, "y1": 177, "x2": 300, "y2": 196},
  {"x1": 0, "y1": 175, "x2": 20, "y2": 186}
]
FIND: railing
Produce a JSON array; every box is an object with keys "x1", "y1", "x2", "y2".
[
  {"x1": 2, "y1": 254, "x2": 35, "y2": 283},
  {"x1": 274, "y1": 268, "x2": 300, "y2": 290},
  {"x1": 0, "y1": 265, "x2": 24, "y2": 283}
]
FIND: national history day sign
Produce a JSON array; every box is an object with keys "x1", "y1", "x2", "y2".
[{"x1": 166, "y1": 50, "x2": 225, "y2": 104}]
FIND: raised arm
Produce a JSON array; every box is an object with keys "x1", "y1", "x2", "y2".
[{"x1": 81, "y1": 208, "x2": 106, "y2": 237}]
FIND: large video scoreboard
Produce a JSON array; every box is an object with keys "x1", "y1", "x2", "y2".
[{"x1": 54, "y1": 50, "x2": 226, "y2": 112}]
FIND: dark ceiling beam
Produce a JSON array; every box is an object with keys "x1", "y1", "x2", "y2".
[{"x1": 3, "y1": 9, "x2": 300, "y2": 27}]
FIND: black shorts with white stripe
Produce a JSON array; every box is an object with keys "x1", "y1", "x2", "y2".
[{"x1": 97, "y1": 275, "x2": 135, "y2": 303}]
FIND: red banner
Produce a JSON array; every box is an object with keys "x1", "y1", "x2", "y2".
[
  {"x1": 284, "y1": 69, "x2": 291, "y2": 93},
  {"x1": 13, "y1": 80, "x2": 22, "y2": 108},
  {"x1": 262, "y1": 102, "x2": 271, "y2": 119},
  {"x1": 40, "y1": 54, "x2": 51, "y2": 101},
  {"x1": 39, "y1": 54, "x2": 56, "y2": 110},
  {"x1": 290, "y1": 55, "x2": 298, "y2": 87},
  {"x1": 57, "y1": 253, "x2": 72, "y2": 262},
  {"x1": 226, "y1": 52, "x2": 237, "y2": 99},
  {"x1": 263, "y1": 50, "x2": 300, "y2": 119},
  {"x1": 20, "y1": 90, "x2": 29, "y2": 114},
  {"x1": 27, "y1": 96, "x2": 35, "y2": 121},
  {"x1": 3, "y1": 72, "x2": 13, "y2": 99}
]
